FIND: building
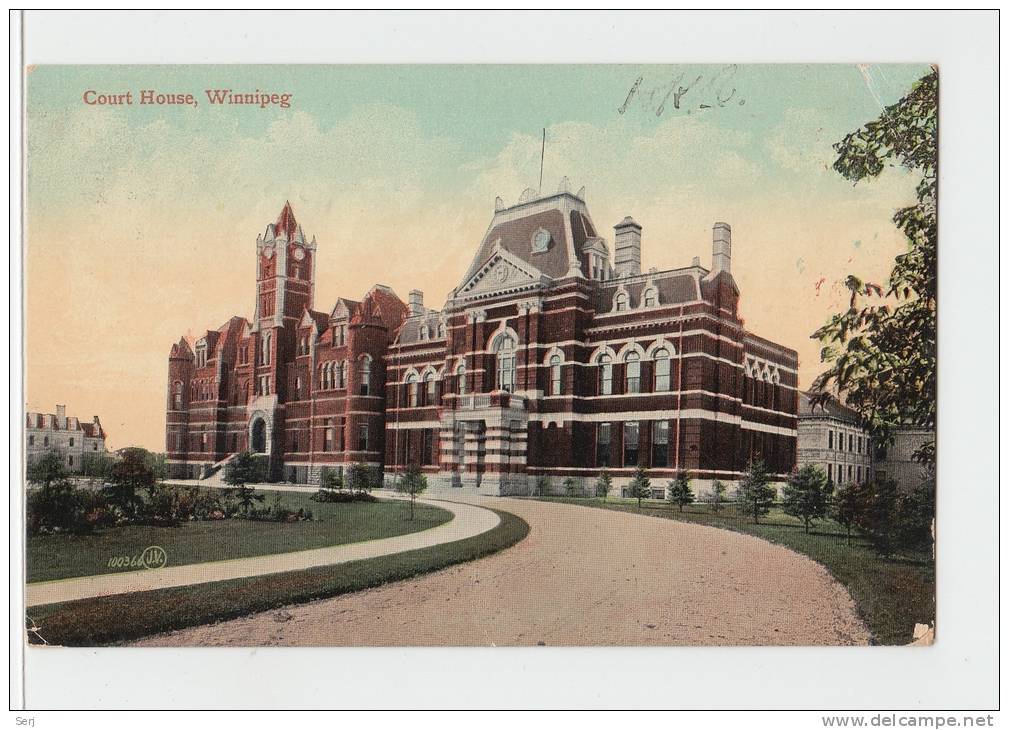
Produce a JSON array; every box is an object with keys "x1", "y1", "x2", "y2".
[
  {"x1": 796, "y1": 391, "x2": 873, "y2": 487},
  {"x1": 874, "y1": 426, "x2": 934, "y2": 493},
  {"x1": 25, "y1": 404, "x2": 107, "y2": 472},
  {"x1": 167, "y1": 190, "x2": 799, "y2": 494},
  {"x1": 166, "y1": 202, "x2": 407, "y2": 482}
]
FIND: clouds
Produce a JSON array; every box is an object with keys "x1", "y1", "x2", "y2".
[{"x1": 25, "y1": 69, "x2": 924, "y2": 450}]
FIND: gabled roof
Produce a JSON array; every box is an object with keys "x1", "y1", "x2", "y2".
[{"x1": 169, "y1": 337, "x2": 194, "y2": 360}]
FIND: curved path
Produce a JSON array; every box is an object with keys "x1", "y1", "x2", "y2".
[
  {"x1": 25, "y1": 495, "x2": 499, "y2": 608},
  {"x1": 136, "y1": 496, "x2": 871, "y2": 647}
]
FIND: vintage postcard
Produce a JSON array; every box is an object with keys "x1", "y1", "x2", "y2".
[{"x1": 22, "y1": 62, "x2": 937, "y2": 650}]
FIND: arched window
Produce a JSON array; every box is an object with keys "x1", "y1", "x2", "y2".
[
  {"x1": 614, "y1": 292, "x2": 628, "y2": 312},
  {"x1": 424, "y1": 371, "x2": 436, "y2": 405},
  {"x1": 549, "y1": 354, "x2": 562, "y2": 396},
  {"x1": 437, "y1": 323, "x2": 445, "y2": 339},
  {"x1": 625, "y1": 351, "x2": 641, "y2": 393},
  {"x1": 172, "y1": 381, "x2": 183, "y2": 409},
  {"x1": 419, "y1": 325, "x2": 429, "y2": 341},
  {"x1": 643, "y1": 287, "x2": 658, "y2": 308},
  {"x1": 456, "y1": 363, "x2": 467, "y2": 395},
  {"x1": 336, "y1": 361, "x2": 345, "y2": 389},
  {"x1": 494, "y1": 334, "x2": 516, "y2": 393},
  {"x1": 598, "y1": 354, "x2": 613, "y2": 395},
  {"x1": 359, "y1": 356, "x2": 372, "y2": 396},
  {"x1": 653, "y1": 348, "x2": 671, "y2": 391},
  {"x1": 406, "y1": 373, "x2": 419, "y2": 407}
]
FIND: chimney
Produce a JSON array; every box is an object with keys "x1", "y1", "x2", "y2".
[
  {"x1": 408, "y1": 289, "x2": 424, "y2": 316},
  {"x1": 613, "y1": 217, "x2": 642, "y2": 277},
  {"x1": 712, "y1": 222, "x2": 731, "y2": 274},
  {"x1": 56, "y1": 404, "x2": 66, "y2": 426}
]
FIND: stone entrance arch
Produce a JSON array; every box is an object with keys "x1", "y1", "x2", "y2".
[{"x1": 249, "y1": 415, "x2": 270, "y2": 454}]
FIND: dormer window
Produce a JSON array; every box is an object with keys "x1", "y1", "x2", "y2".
[
  {"x1": 531, "y1": 228, "x2": 552, "y2": 253},
  {"x1": 614, "y1": 292, "x2": 628, "y2": 312},
  {"x1": 419, "y1": 325, "x2": 430, "y2": 341},
  {"x1": 642, "y1": 287, "x2": 658, "y2": 308},
  {"x1": 195, "y1": 342, "x2": 207, "y2": 368},
  {"x1": 437, "y1": 323, "x2": 445, "y2": 339}
]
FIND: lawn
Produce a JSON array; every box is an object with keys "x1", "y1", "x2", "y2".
[
  {"x1": 533, "y1": 496, "x2": 934, "y2": 646},
  {"x1": 27, "y1": 489, "x2": 452, "y2": 583},
  {"x1": 26, "y1": 508, "x2": 530, "y2": 647}
]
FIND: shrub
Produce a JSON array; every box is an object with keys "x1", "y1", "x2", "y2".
[
  {"x1": 26, "y1": 479, "x2": 109, "y2": 535},
  {"x1": 667, "y1": 471, "x2": 695, "y2": 512},
  {"x1": 563, "y1": 477, "x2": 579, "y2": 497},
  {"x1": 595, "y1": 470, "x2": 613, "y2": 501},
  {"x1": 27, "y1": 451, "x2": 68, "y2": 489},
  {"x1": 311, "y1": 490, "x2": 377, "y2": 503},
  {"x1": 534, "y1": 475, "x2": 552, "y2": 496},
  {"x1": 628, "y1": 464, "x2": 651, "y2": 508},
  {"x1": 346, "y1": 463, "x2": 372, "y2": 493},
  {"x1": 735, "y1": 459, "x2": 776, "y2": 524},
  {"x1": 705, "y1": 480, "x2": 727, "y2": 513}
]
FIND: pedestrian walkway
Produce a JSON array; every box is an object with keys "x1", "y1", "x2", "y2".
[{"x1": 25, "y1": 494, "x2": 500, "y2": 607}]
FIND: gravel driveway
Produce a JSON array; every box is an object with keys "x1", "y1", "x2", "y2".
[{"x1": 135, "y1": 496, "x2": 871, "y2": 647}]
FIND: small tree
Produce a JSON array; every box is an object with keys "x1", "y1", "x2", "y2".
[
  {"x1": 628, "y1": 464, "x2": 651, "y2": 508},
  {"x1": 860, "y1": 477, "x2": 900, "y2": 556},
  {"x1": 563, "y1": 477, "x2": 579, "y2": 497},
  {"x1": 347, "y1": 463, "x2": 371, "y2": 494},
  {"x1": 667, "y1": 471, "x2": 695, "y2": 512},
  {"x1": 222, "y1": 451, "x2": 266, "y2": 515},
  {"x1": 706, "y1": 480, "x2": 727, "y2": 513},
  {"x1": 534, "y1": 475, "x2": 552, "y2": 497},
  {"x1": 396, "y1": 463, "x2": 428, "y2": 520},
  {"x1": 735, "y1": 459, "x2": 776, "y2": 524},
  {"x1": 595, "y1": 469, "x2": 613, "y2": 501},
  {"x1": 27, "y1": 451, "x2": 67, "y2": 489},
  {"x1": 831, "y1": 481, "x2": 866, "y2": 546},
  {"x1": 781, "y1": 465, "x2": 832, "y2": 533},
  {"x1": 104, "y1": 449, "x2": 155, "y2": 519},
  {"x1": 320, "y1": 468, "x2": 343, "y2": 492}
]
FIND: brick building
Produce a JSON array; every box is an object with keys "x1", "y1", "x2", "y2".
[
  {"x1": 166, "y1": 202, "x2": 407, "y2": 482},
  {"x1": 167, "y1": 191, "x2": 799, "y2": 493},
  {"x1": 26, "y1": 404, "x2": 106, "y2": 472}
]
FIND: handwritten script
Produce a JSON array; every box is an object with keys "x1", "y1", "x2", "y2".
[{"x1": 618, "y1": 66, "x2": 745, "y2": 118}]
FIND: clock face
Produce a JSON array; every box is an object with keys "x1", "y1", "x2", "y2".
[
  {"x1": 532, "y1": 228, "x2": 551, "y2": 253},
  {"x1": 263, "y1": 245, "x2": 275, "y2": 259},
  {"x1": 293, "y1": 247, "x2": 305, "y2": 261}
]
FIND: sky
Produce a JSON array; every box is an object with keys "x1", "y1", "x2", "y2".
[{"x1": 25, "y1": 64, "x2": 931, "y2": 450}]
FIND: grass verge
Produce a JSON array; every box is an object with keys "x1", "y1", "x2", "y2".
[
  {"x1": 26, "y1": 508, "x2": 529, "y2": 647},
  {"x1": 533, "y1": 497, "x2": 933, "y2": 646},
  {"x1": 28, "y1": 491, "x2": 451, "y2": 583}
]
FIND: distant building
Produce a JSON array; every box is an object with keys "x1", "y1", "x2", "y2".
[
  {"x1": 874, "y1": 426, "x2": 934, "y2": 493},
  {"x1": 797, "y1": 392, "x2": 872, "y2": 487},
  {"x1": 25, "y1": 404, "x2": 107, "y2": 472}
]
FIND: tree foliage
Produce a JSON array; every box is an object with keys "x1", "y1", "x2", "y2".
[
  {"x1": 831, "y1": 481, "x2": 868, "y2": 546},
  {"x1": 628, "y1": 464, "x2": 651, "y2": 508},
  {"x1": 396, "y1": 463, "x2": 428, "y2": 520},
  {"x1": 667, "y1": 471, "x2": 695, "y2": 512},
  {"x1": 811, "y1": 68, "x2": 937, "y2": 467},
  {"x1": 705, "y1": 480, "x2": 727, "y2": 513},
  {"x1": 735, "y1": 459, "x2": 776, "y2": 524},
  {"x1": 222, "y1": 451, "x2": 266, "y2": 514},
  {"x1": 27, "y1": 451, "x2": 67, "y2": 488},
  {"x1": 595, "y1": 469, "x2": 613, "y2": 501},
  {"x1": 781, "y1": 465, "x2": 832, "y2": 533},
  {"x1": 103, "y1": 449, "x2": 156, "y2": 519}
]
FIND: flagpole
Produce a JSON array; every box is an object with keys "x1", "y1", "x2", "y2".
[{"x1": 538, "y1": 128, "x2": 545, "y2": 194}]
